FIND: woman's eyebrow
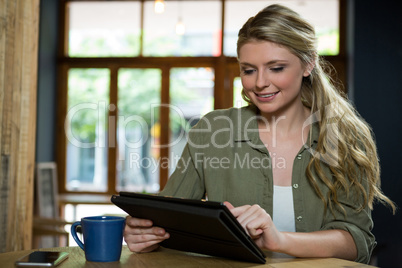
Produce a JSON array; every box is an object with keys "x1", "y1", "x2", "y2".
[
  {"x1": 239, "y1": 62, "x2": 256, "y2": 68},
  {"x1": 239, "y1": 60, "x2": 288, "y2": 67},
  {"x1": 266, "y1": 60, "x2": 288, "y2": 65}
]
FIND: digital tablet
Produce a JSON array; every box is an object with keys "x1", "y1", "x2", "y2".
[{"x1": 111, "y1": 192, "x2": 266, "y2": 264}]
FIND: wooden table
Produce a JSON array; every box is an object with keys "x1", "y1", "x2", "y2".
[{"x1": 1, "y1": 246, "x2": 375, "y2": 267}]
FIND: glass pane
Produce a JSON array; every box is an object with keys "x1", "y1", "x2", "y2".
[
  {"x1": 143, "y1": 1, "x2": 221, "y2": 56},
  {"x1": 116, "y1": 69, "x2": 161, "y2": 193},
  {"x1": 224, "y1": 0, "x2": 339, "y2": 56},
  {"x1": 66, "y1": 69, "x2": 110, "y2": 192},
  {"x1": 68, "y1": 1, "x2": 141, "y2": 57},
  {"x1": 169, "y1": 68, "x2": 215, "y2": 175},
  {"x1": 233, "y1": 77, "x2": 248, "y2": 108}
]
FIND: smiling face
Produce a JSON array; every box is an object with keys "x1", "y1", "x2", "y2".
[{"x1": 239, "y1": 40, "x2": 311, "y2": 119}]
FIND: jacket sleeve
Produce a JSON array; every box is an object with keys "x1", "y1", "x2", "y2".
[
  {"x1": 158, "y1": 142, "x2": 205, "y2": 199},
  {"x1": 320, "y1": 182, "x2": 376, "y2": 264}
]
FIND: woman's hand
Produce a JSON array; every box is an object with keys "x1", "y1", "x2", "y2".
[
  {"x1": 224, "y1": 201, "x2": 285, "y2": 252},
  {"x1": 124, "y1": 216, "x2": 170, "y2": 253},
  {"x1": 224, "y1": 202, "x2": 357, "y2": 260}
]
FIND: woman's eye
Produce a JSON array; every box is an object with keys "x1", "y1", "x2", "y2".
[
  {"x1": 270, "y1": 67, "x2": 284, "y2": 72},
  {"x1": 242, "y1": 69, "x2": 255, "y2": 75}
]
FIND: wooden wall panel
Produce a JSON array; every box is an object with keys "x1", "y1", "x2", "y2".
[{"x1": 0, "y1": 0, "x2": 40, "y2": 252}]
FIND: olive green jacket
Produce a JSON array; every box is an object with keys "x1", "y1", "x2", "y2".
[{"x1": 160, "y1": 106, "x2": 375, "y2": 264}]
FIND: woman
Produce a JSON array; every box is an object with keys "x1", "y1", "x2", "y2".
[{"x1": 124, "y1": 4, "x2": 395, "y2": 264}]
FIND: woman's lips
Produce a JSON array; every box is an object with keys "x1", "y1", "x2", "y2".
[{"x1": 254, "y1": 91, "x2": 279, "y2": 101}]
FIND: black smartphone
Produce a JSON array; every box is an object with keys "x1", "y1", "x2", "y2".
[{"x1": 15, "y1": 251, "x2": 69, "y2": 267}]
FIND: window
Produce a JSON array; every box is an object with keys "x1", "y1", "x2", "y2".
[
  {"x1": 143, "y1": 1, "x2": 222, "y2": 56},
  {"x1": 66, "y1": 68, "x2": 110, "y2": 192},
  {"x1": 116, "y1": 68, "x2": 162, "y2": 192},
  {"x1": 57, "y1": 0, "x2": 345, "y2": 195},
  {"x1": 224, "y1": 0, "x2": 340, "y2": 56},
  {"x1": 68, "y1": 2, "x2": 142, "y2": 57}
]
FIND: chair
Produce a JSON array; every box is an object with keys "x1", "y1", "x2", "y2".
[{"x1": 32, "y1": 162, "x2": 72, "y2": 248}]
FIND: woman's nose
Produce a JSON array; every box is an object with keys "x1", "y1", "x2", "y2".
[{"x1": 256, "y1": 70, "x2": 270, "y2": 89}]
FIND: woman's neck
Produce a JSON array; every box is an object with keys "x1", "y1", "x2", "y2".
[{"x1": 258, "y1": 103, "x2": 311, "y2": 137}]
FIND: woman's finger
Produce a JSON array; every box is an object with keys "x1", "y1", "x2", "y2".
[
  {"x1": 126, "y1": 237, "x2": 165, "y2": 253},
  {"x1": 223, "y1": 201, "x2": 234, "y2": 210},
  {"x1": 234, "y1": 204, "x2": 262, "y2": 224},
  {"x1": 126, "y1": 226, "x2": 166, "y2": 236},
  {"x1": 124, "y1": 231, "x2": 170, "y2": 253},
  {"x1": 125, "y1": 232, "x2": 170, "y2": 243},
  {"x1": 125, "y1": 216, "x2": 153, "y2": 227},
  {"x1": 229, "y1": 204, "x2": 251, "y2": 218}
]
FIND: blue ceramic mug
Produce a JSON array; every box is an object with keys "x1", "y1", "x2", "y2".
[{"x1": 71, "y1": 216, "x2": 126, "y2": 262}]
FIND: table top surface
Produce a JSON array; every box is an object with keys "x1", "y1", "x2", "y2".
[{"x1": 1, "y1": 246, "x2": 375, "y2": 268}]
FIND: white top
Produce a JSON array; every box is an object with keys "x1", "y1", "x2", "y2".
[{"x1": 273, "y1": 185, "x2": 296, "y2": 232}]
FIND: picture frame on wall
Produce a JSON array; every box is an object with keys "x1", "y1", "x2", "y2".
[
  {"x1": 35, "y1": 162, "x2": 59, "y2": 219},
  {"x1": 33, "y1": 162, "x2": 70, "y2": 248}
]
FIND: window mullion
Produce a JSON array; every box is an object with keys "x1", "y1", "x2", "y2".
[
  {"x1": 108, "y1": 66, "x2": 118, "y2": 194},
  {"x1": 220, "y1": 0, "x2": 225, "y2": 56},
  {"x1": 159, "y1": 66, "x2": 170, "y2": 190},
  {"x1": 140, "y1": 0, "x2": 144, "y2": 57}
]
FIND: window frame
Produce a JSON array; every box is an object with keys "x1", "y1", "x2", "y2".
[{"x1": 56, "y1": 0, "x2": 347, "y2": 195}]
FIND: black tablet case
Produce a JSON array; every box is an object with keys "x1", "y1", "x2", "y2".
[{"x1": 111, "y1": 192, "x2": 266, "y2": 264}]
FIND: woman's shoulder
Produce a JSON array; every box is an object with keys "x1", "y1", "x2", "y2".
[
  {"x1": 203, "y1": 106, "x2": 247, "y2": 117},
  {"x1": 194, "y1": 105, "x2": 257, "y2": 129},
  {"x1": 186, "y1": 106, "x2": 257, "y2": 143}
]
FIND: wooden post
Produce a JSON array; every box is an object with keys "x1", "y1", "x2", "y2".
[{"x1": 0, "y1": 0, "x2": 40, "y2": 252}]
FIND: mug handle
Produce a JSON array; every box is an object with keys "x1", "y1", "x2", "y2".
[{"x1": 71, "y1": 221, "x2": 84, "y2": 250}]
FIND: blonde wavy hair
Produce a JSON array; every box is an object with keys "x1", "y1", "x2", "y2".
[{"x1": 237, "y1": 4, "x2": 395, "y2": 214}]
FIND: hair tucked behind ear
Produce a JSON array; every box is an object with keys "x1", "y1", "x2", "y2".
[{"x1": 237, "y1": 4, "x2": 396, "y2": 215}]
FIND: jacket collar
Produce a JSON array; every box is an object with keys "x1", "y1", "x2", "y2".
[{"x1": 233, "y1": 105, "x2": 319, "y2": 149}]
